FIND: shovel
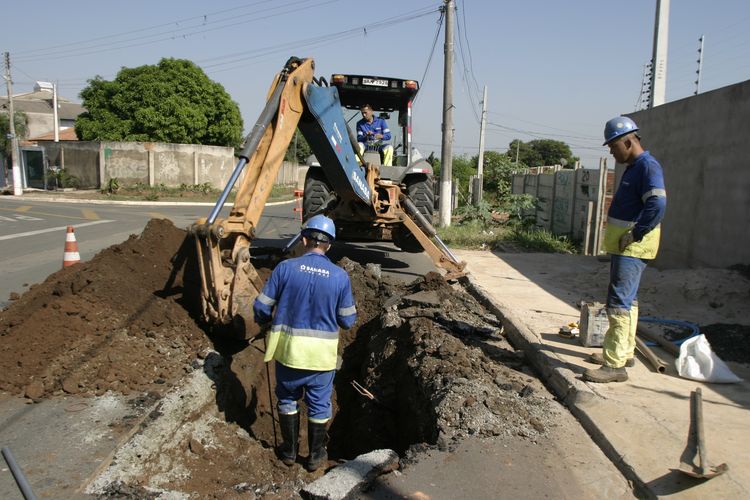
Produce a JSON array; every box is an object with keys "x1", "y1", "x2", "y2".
[{"x1": 678, "y1": 387, "x2": 729, "y2": 479}]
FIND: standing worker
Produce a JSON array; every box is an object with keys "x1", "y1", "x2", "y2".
[
  {"x1": 253, "y1": 215, "x2": 357, "y2": 471},
  {"x1": 583, "y1": 116, "x2": 667, "y2": 383}
]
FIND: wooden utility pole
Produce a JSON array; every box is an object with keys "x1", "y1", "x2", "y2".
[
  {"x1": 3, "y1": 52, "x2": 22, "y2": 196},
  {"x1": 472, "y1": 85, "x2": 487, "y2": 206},
  {"x1": 438, "y1": 0, "x2": 455, "y2": 227}
]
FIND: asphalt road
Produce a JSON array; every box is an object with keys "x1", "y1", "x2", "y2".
[{"x1": 0, "y1": 197, "x2": 434, "y2": 310}]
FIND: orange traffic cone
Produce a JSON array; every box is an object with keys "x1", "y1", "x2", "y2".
[{"x1": 63, "y1": 226, "x2": 81, "y2": 268}]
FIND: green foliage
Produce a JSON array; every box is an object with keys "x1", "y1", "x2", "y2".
[
  {"x1": 436, "y1": 220, "x2": 509, "y2": 250},
  {"x1": 0, "y1": 111, "x2": 28, "y2": 158},
  {"x1": 508, "y1": 139, "x2": 578, "y2": 168},
  {"x1": 76, "y1": 58, "x2": 243, "y2": 147},
  {"x1": 454, "y1": 199, "x2": 495, "y2": 226},
  {"x1": 498, "y1": 193, "x2": 536, "y2": 227},
  {"x1": 102, "y1": 177, "x2": 120, "y2": 194},
  {"x1": 284, "y1": 130, "x2": 312, "y2": 163},
  {"x1": 481, "y1": 150, "x2": 517, "y2": 201},
  {"x1": 47, "y1": 168, "x2": 80, "y2": 189},
  {"x1": 510, "y1": 227, "x2": 576, "y2": 253}
]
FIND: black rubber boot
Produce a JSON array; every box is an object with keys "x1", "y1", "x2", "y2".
[
  {"x1": 307, "y1": 421, "x2": 328, "y2": 472},
  {"x1": 278, "y1": 412, "x2": 299, "y2": 466}
]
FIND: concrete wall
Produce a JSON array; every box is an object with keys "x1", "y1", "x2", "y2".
[
  {"x1": 36, "y1": 140, "x2": 300, "y2": 191},
  {"x1": 629, "y1": 79, "x2": 750, "y2": 269}
]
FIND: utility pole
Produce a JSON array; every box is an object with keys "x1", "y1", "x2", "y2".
[
  {"x1": 515, "y1": 140, "x2": 520, "y2": 166},
  {"x1": 472, "y1": 85, "x2": 487, "y2": 206},
  {"x1": 694, "y1": 35, "x2": 705, "y2": 95},
  {"x1": 3, "y1": 52, "x2": 22, "y2": 196},
  {"x1": 438, "y1": 0, "x2": 455, "y2": 227},
  {"x1": 649, "y1": 0, "x2": 670, "y2": 108},
  {"x1": 53, "y1": 82, "x2": 60, "y2": 142}
]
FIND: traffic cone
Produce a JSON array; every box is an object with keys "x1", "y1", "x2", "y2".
[{"x1": 63, "y1": 226, "x2": 81, "y2": 268}]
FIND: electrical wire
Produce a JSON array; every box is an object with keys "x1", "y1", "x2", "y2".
[{"x1": 414, "y1": 7, "x2": 445, "y2": 103}]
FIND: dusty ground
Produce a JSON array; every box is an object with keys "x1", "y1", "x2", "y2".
[{"x1": 0, "y1": 219, "x2": 559, "y2": 498}]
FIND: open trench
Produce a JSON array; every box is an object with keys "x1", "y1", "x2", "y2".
[{"x1": 0, "y1": 219, "x2": 557, "y2": 498}]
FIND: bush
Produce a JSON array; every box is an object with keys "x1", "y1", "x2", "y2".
[
  {"x1": 509, "y1": 227, "x2": 577, "y2": 253},
  {"x1": 47, "y1": 168, "x2": 80, "y2": 189}
]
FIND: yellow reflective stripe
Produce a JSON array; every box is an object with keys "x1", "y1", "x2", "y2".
[
  {"x1": 266, "y1": 332, "x2": 339, "y2": 370},
  {"x1": 607, "y1": 216, "x2": 635, "y2": 228},
  {"x1": 642, "y1": 188, "x2": 666, "y2": 201}
]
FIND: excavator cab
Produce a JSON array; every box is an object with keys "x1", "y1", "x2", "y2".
[{"x1": 304, "y1": 73, "x2": 435, "y2": 251}]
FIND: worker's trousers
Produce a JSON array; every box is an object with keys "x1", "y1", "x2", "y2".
[
  {"x1": 603, "y1": 255, "x2": 648, "y2": 368},
  {"x1": 275, "y1": 362, "x2": 335, "y2": 423}
]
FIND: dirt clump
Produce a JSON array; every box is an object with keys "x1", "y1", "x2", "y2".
[{"x1": 0, "y1": 218, "x2": 211, "y2": 399}]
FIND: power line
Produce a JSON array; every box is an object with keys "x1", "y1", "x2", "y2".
[{"x1": 414, "y1": 7, "x2": 445, "y2": 102}]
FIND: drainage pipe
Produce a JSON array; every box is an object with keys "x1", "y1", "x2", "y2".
[
  {"x1": 635, "y1": 336, "x2": 668, "y2": 373},
  {"x1": 2, "y1": 446, "x2": 37, "y2": 500}
]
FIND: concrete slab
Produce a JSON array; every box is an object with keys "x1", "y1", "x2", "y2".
[
  {"x1": 303, "y1": 449, "x2": 399, "y2": 500},
  {"x1": 0, "y1": 392, "x2": 146, "y2": 499},
  {"x1": 455, "y1": 249, "x2": 750, "y2": 499}
]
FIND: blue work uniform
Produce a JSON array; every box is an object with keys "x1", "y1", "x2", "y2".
[
  {"x1": 600, "y1": 151, "x2": 666, "y2": 368},
  {"x1": 356, "y1": 116, "x2": 391, "y2": 148},
  {"x1": 253, "y1": 251, "x2": 356, "y2": 421}
]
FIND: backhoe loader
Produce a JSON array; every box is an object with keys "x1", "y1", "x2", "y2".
[{"x1": 191, "y1": 57, "x2": 465, "y2": 339}]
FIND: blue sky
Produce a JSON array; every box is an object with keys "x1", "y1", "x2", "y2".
[{"x1": 4, "y1": 0, "x2": 749, "y2": 167}]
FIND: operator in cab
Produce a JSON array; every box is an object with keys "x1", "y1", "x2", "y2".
[
  {"x1": 356, "y1": 103, "x2": 394, "y2": 166},
  {"x1": 253, "y1": 215, "x2": 357, "y2": 471}
]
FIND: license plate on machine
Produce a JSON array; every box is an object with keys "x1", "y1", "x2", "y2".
[{"x1": 362, "y1": 78, "x2": 388, "y2": 87}]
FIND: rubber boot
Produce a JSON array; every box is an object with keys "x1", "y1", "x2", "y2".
[
  {"x1": 278, "y1": 412, "x2": 299, "y2": 466},
  {"x1": 307, "y1": 421, "x2": 328, "y2": 472},
  {"x1": 586, "y1": 352, "x2": 634, "y2": 367}
]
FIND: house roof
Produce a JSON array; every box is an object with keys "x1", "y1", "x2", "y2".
[
  {"x1": 0, "y1": 92, "x2": 86, "y2": 120},
  {"x1": 29, "y1": 127, "x2": 79, "y2": 141}
]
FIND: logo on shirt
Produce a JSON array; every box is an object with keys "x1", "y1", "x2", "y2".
[{"x1": 300, "y1": 264, "x2": 330, "y2": 277}]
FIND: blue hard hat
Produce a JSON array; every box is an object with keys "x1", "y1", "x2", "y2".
[
  {"x1": 302, "y1": 214, "x2": 336, "y2": 242},
  {"x1": 603, "y1": 116, "x2": 639, "y2": 146}
]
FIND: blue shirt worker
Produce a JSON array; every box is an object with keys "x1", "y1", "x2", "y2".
[
  {"x1": 253, "y1": 214, "x2": 357, "y2": 471},
  {"x1": 356, "y1": 103, "x2": 394, "y2": 166},
  {"x1": 583, "y1": 116, "x2": 667, "y2": 384}
]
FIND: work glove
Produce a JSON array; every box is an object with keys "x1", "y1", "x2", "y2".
[{"x1": 618, "y1": 231, "x2": 635, "y2": 252}]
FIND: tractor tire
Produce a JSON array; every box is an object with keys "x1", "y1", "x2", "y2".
[
  {"x1": 393, "y1": 176, "x2": 435, "y2": 253},
  {"x1": 303, "y1": 168, "x2": 332, "y2": 221}
]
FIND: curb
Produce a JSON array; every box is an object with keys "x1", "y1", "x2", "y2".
[
  {"x1": 3, "y1": 193, "x2": 295, "y2": 207},
  {"x1": 461, "y1": 272, "x2": 653, "y2": 499}
]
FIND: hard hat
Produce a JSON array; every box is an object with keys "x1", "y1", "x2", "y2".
[
  {"x1": 603, "y1": 116, "x2": 639, "y2": 146},
  {"x1": 302, "y1": 214, "x2": 336, "y2": 242}
]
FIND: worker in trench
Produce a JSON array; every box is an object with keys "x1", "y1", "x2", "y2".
[
  {"x1": 253, "y1": 215, "x2": 357, "y2": 471},
  {"x1": 583, "y1": 116, "x2": 667, "y2": 383}
]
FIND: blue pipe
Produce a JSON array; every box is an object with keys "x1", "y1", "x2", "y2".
[{"x1": 640, "y1": 316, "x2": 700, "y2": 346}]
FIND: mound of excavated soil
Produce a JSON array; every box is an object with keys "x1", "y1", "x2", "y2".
[
  {"x1": 1, "y1": 219, "x2": 556, "y2": 497},
  {"x1": 0, "y1": 219, "x2": 211, "y2": 399}
]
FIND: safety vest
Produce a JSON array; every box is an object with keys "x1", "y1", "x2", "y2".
[
  {"x1": 603, "y1": 151, "x2": 666, "y2": 260},
  {"x1": 253, "y1": 252, "x2": 357, "y2": 371}
]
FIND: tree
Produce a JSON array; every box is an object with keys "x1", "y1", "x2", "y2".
[
  {"x1": 0, "y1": 111, "x2": 27, "y2": 160},
  {"x1": 76, "y1": 58, "x2": 243, "y2": 148},
  {"x1": 507, "y1": 139, "x2": 578, "y2": 168},
  {"x1": 284, "y1": 130, "x2": 312, "y2": 164},
  {"x1": 481, "y1": 150, "x2": 517, "y2": 200}
]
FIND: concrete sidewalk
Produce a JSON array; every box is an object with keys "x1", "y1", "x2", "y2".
[{"x1": 455, "y1": 249, "x2": 750, "y2": 499}]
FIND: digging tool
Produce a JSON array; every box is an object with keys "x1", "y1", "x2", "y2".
[
  {"x1": 262, "y1": 335, "x2": 278, "y2": 449},
  {"x1": 678, "y1": 387, "x2": 729, "y2": 479}
]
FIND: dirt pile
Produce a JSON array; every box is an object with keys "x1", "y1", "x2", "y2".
[
  {"x1": 0, "y1": 219, "x2": 211, "y2": 399},
  {"x1": 1, "y1": 219, "x2": 556, "y2": 497}
]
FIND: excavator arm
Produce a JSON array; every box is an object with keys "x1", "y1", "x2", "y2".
[{"x1": 191, "y1": 57, "x2": 465, "y2": 339}]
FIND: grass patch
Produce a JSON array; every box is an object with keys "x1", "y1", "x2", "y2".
[
  {"x1": 436, "y1": 220, "x2": 512, "y2": 250},
  {"x1": 509, "y1": 227, "x2": 577, "y2": 253}
]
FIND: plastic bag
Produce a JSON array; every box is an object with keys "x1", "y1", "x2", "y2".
[{"x1": 676, "y1": 334, "x2": 742, "y2": 383}]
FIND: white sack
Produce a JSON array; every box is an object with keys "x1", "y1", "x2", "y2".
[{"x1": 676, "y1": 334, "x2": 742, "y2": 383}]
